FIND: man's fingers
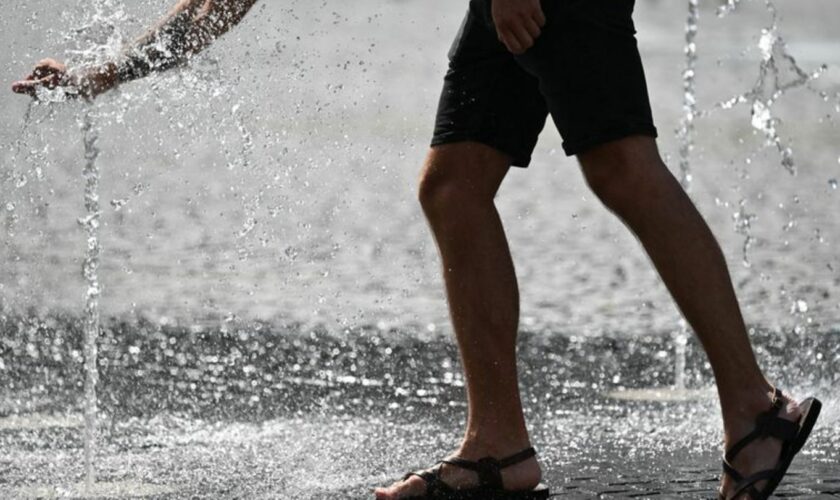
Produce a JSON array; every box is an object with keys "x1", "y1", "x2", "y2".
[
  {"x1": 499, "y1": 30, "x2": 524, "y2": 55},
  {"x1": 500, "y1": 29, "x2": 534, "y2": 55},
  {"x1": 493, "y1": 1, "x2": 547, "y2": 54},
  {"x1": 524, "y1": 18, "x2": 542, "y2": 39},
  {"x1": 533, "y1": 5, "x2": 547, "y2": 27},
  {"x1": 509, "y1": 25, "x2": 535, "y2": 53}
]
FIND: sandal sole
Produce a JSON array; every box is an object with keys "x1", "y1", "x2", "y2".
[{"x1": 407, "y1": 484, "x2": 550, "y2": 500}]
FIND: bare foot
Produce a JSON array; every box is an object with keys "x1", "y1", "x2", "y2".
[
  {"x1": 719, "y1": 390, "x2": 802, "y2": 500},
  {"x1": 374, "y1": 443, "x2": 542, "y2": 499}
]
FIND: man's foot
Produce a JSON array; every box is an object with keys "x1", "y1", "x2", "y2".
[
  {"x1": 374, "y1": 442, "x2": 542, "y2": 499},
  {"x1": 718, "y1": 388, "x2": 803, "y2": 500}
]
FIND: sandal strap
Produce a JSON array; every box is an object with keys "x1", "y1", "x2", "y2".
[
  {"x1": 403, "y1": 467, "x2": 447, "y2": 496},
  {"x1": 721, "y1": 459, "x2": 743, "y2": 483},
  {"x1": 441, "y1": 447, "x2": 537, "y2": 490},
  {"x1": 721, "y1": 459, "x2": 762, "y2": 500},
  {"x1": 725, "y1": 388, "x2": 797, "y2": 462},
  {"x1": 498, "y1": 447, "x2": 538, "y2": 467},
  {"x1": 720, "y1": 388, "x2": 799, "y2": 500},
  {"x1": 731, "y1": 468, "x2": 779, "y2": 499}
]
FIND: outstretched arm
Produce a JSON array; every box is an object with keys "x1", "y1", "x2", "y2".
[{"x1": 12, "y1": 0, "x2": 258, "y2": 99}]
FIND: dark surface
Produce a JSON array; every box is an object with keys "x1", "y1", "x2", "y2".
[{"x1": 1, "y1": 314, "x2": 837, "y2": 498}]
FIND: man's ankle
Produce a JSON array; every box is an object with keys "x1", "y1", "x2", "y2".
[
  {"x1": 720, "y1": 383, "x2": 794, "y2": 439},
  {"x1": 459, "y1": 430, "x2": 533, "y2": 459}
]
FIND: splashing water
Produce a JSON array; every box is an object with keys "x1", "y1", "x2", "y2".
[
  {"x1": 713, "y1": 0, "x2": 827, "y2": 175},
  {"x1": 667, "y1": 0, "x2": 700, "y2": 389},
  {"x1": 230, "y1": 101, "x2": 262, "y2": 256},
  {"x1": 697, "y1": 0, "x2": 831, "y2": 267},
  {"x1": 716, "y1": 0, "x2": 743, "y2": 17},
  {"x1": 13, "y1": 102, "x2": 35, "y2": 158},
  {"x1": 66, "y1": 0, "x2": 129, "y2": 66},
  {"x1": 59, "y1": 2, "x2": 126, "y2": 489},
  {"x1": 3, "y1": 102, "x2": 37, "y2": 236},
  {"x1": 673, "y1": 326, "x2": 689, "y2": 390},
  {"x1": 3, "y1": 1, "x2": 839, "y2": 496},
  {"x1": 732, "y1": 198, "x2": 757, "y2": 267},
  {"x1": 78, "y1": 110, "x2": 102, "y2": 489},
  {"x1": 676, "y1": 0, "x2": 699, "y2": 191}
]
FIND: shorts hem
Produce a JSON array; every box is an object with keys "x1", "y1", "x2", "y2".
[
  {"x1": 563, "y1": 124, "x2": 659, "y2": 157},
  {"x1": 430, "y1": 132, "x2": 534, "y2": 168}
]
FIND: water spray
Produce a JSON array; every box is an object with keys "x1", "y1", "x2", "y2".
[{"x1": 78, "y1": 109, "x2": 102, "y2": 489}]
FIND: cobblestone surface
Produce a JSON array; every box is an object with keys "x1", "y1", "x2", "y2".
[
  {"x1": 1, "y1": 322, "x2": 837, "y2": 499},
  {"x1": 547, "y1": 468, "x2": 840, "y2": 498}
]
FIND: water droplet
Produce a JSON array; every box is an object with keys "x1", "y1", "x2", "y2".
[
  {"x1": 110, "y1": 199, "x2": 128, "y2": 211},
  {"x1": 751, "y1": 101, "x2": 772, "y2": 132},
  {"x1": 5, "y1": 202, "x2": 15, "y2": 212},
  {"x1": 830, "y1": 179, "x2": 838, "y2": 190},
  {"x1": 758, "y1": 28, "x2": 778, "y2": 62}
]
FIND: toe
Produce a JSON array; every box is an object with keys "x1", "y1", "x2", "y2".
[{"x1": 374, "y1": 476, "x2": 427, "y2": 500}]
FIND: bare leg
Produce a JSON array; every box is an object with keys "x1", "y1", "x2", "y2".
[
  {"x1": 375, "y1": 142, "x2": 541, "y2": 499},
  {"x1": 577, "y1": 135, "x2": 801, "y2": 499}
]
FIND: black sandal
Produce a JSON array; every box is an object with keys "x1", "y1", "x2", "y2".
[
  {"x1": 397, "y1": 447, "x2": 550, "y2": 499},
  {"x1": 719, "y1": 387, "x2": 822, "y2": 500}
]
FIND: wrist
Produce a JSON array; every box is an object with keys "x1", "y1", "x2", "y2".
[
  {"x1": 115, "y1": 51, "x2": 154, "y2": 85},
  {"x1": 77, "y1": 63, "x2": 119, "y2": 98}
]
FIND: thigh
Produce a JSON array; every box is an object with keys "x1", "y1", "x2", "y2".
[
  {"x1": 431, "y1": 0, "x2": 549, "y2": 168},
  {"x1": 516, "y1": 0, "x2": 658, "y2": 157}
]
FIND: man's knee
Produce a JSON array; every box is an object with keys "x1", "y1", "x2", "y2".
[
  {"x1": 417, "y1": 159, "x2": 460, "y2": 217},
  {"x1": 578, "y1": 135, "x2": 673, "y2": 213},
  {"x1": 417, "y1": 143, "x2": 510, "y2": 219}
]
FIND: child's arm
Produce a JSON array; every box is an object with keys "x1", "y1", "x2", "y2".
[{"x1": 12, "y1": 0, "x2": 258, "y2": 99}]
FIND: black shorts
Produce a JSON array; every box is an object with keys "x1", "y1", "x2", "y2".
[{"x1": 431, "y1": 0, "x2": 658, "y2": 166}]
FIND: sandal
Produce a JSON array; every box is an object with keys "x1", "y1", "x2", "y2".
[
  {"x1": 719, "y1": 387, "x2": 822, "y2": 500},
  {"x1": 396, "y1": 447, "x2": 550, "y2": 499}
]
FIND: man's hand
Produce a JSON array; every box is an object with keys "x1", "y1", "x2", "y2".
[
  {"x1": 491, "y1": 0, "x2": 546, "y2": 54},
  {"x1": 12, "y1": 59, "x2": 118, "y2": 100}
]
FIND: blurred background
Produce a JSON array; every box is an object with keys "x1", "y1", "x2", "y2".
[
  {"x1": 1, "y1": 0, "x2": 838, "y2": 334},
  {"x1": 0, "y1": 0, "x2": 838, "y2": 497}
]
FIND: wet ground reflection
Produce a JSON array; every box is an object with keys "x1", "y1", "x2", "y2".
[{"x1": 1, "y1": 316, "x2": 837, "y2": 498}]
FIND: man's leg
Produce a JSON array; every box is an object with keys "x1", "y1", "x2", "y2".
[
  {"x1": 375, "y1": 142, "x2": 541, "y2": 499},
  {"x1": 577, "y1": 135, "x2": 801, "y2": 498}
]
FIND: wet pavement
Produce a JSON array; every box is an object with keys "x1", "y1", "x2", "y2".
[{"x1": 1, "y1": 316, "x2": 838, "y2": 498}]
